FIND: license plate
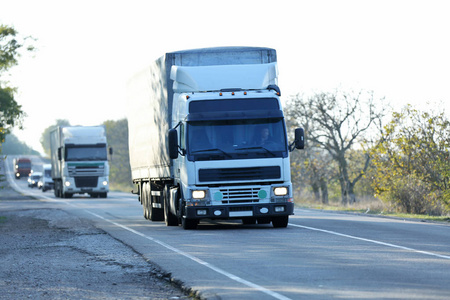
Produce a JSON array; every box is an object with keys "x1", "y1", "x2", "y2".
[{"x1": 229, "y1": 211, "x2": 253, "y2": 217}]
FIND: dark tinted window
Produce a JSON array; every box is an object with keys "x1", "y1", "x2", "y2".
[{"x1": 189, "y1": 98, "x2": 279, "y2": 113}]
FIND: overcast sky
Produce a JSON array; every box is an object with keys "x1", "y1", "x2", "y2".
[{"x1": 2, "y1": 0, "x2": 449, "y2": 154}]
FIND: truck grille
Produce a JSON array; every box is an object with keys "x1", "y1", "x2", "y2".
[
  {"x1": 75, "y1": 176, "x2": 98, "y2": 188},
  {"x1": 68, "y1": 163, "x2": 105, "y2": 177},
  {"x1": 198, "y1": 166, "x2": 280, "y2": 182},
  {"x1": 220, "y1": 187, "x2": 261, "y2": 204}
]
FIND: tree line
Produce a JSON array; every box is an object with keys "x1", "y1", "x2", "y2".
[
  {"x1": 0, "y1": 25, "x2": 34, "y2": 146},
  {"x1": 286, "y1": 90, "x2": 449, "y2": 215}
]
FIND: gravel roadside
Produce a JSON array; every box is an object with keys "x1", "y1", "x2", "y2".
[{"x1": 0, "y1": 169, "x2": 192, "y2": 299}]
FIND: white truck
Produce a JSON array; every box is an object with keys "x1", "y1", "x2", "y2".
[
  {"x1": 50, "y1": 126, "x2": 112, "y2": 198},
  {"x1": 127, "y1": 47, "x2": 304, "y2": 229}
]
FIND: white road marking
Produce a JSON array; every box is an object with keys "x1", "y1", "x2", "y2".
[
  {"x1": 289, "y1": 223, "x2": 450, "y2": 260},
  {"x1": 83, "y1": 210, "x2": 293, "y2": 300}
]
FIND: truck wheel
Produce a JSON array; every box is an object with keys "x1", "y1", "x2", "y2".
[
  {"x1": 272, "y1": 216, "x2": 289, "y2": 228},
  {"x1": 163, "y1": 186, "x2": 178, "y2": 226},
  {"x1": 142, "y1": 183, "x2": 149, "y2": 220},
  {"x1": 55, "y1": 181, "x2": 63, "y2": 198},
  {"x1": 182, "y1": 217, "x2": 198, "y2": 230},
  {"x1": 149, "y1": 203, "x2": 164, "y2": 221},
  {"x1": 149, "y1": 184, "x2": 164, "y2": 222}
]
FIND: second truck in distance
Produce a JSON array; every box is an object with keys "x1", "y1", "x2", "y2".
[
  {"x1": 50, "y1": 126, "x2": 112, "y2": 198},
  {"x1": 127, "y1": 47, "x2": 304, "y2": 229}
]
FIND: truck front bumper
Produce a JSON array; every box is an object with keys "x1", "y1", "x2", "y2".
[{"x1": 184, "y1": 202, "x2": 294, "y2": 220}]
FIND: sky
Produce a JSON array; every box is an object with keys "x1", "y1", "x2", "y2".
[{"x1": 2, "y1": 0, "x2": 449, "y2": 155}]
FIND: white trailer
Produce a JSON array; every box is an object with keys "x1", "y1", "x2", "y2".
[
  {"x1": 50, "y1": 126, "x2": 111, "y2": 198},
  {"x1": 127, "y1": 47, "x2": 304, "y2": 229}
]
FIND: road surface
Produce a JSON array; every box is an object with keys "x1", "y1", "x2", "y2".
[{"x1": 2, "y1": 155, "x2": 450, "y2": 299}]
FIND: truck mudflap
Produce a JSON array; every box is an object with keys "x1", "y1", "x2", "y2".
[{"x1": 184, "y1": 202, "x2": 294, "y2": 220}]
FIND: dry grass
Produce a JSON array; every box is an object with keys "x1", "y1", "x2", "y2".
[{"x1": 293, "y1": 191, "x2": 450, "y2": 222}]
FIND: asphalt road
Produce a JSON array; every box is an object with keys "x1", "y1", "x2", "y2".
[
  {"x1": 3, "y1": 155, "x2": 450, "y2": 299},
  {"x1": 1, "y1": 155, "x2": 190, "y2": 299}
]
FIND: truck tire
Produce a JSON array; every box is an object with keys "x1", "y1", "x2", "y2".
[
  {"x1": 272, "y1": 216, "x2": 289, "y2": 228},
  {"x1": 149, "y1": 202, "x2": 164, "y2": 221},
  {"x1": 179, "y1": 190, "x2": 197, "y2": 229},
  {"x1": 149, "y1": 183, "x2": 164, "y2": 221},
  {"x1": 182, "y1": 217, "x2": 198, "y2": 230},
  {"x1": 142, "y1": 182, "x2": 149, "y2": 220},
  {"x1": 54, "y1": 181, "x2": 61, "y2": 198},
  {"x1": 163, "y1": 186, "x2": 178, "y2": 226}
]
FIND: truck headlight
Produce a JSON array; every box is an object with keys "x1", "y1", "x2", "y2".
[
  {"x1": 192, "y1": 190, "x2": 206, "y2": 199},
  {"x1": 102, "y1": 180, "x2": 108, "y2": 186},
  {"x1": 273, "y1": 187, "x2": 288, "y2": 196},
  {"x1": 65, "y1": 181, "x2": 71, "y2": 187}
]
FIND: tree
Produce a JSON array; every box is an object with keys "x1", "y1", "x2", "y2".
[
  {"x1": 0, "y1": 24, "x2": 35, "y2": 142},
  {"x1": 286, "y1": 90, "x2": 386, "y2": 205},
  {"x1": 0, "y1": 86, "x2": 24, "y2": 141},
  {"x1": 1, "y1": 133, "x2": 40, "y2": 155},
  {"x1": 286, "y1": 94, "x2": 333, "y2": 204},
  {"x1": 371, "y1": 105, "x2": 450, "y2": 215},
  {"x1": 103, "y1": 119, "x2": 133, "y2": 192},
  {"x1": 40, "y1": 119, "x2": 71, "y2": 157}
]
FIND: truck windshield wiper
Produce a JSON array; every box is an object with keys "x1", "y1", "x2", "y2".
[
  {"x1": 235, "y1": 146, "x2": 276, "y2": 157},
  {"x1": 191, "y1": 148, "x2": 232, "y2": 158}
]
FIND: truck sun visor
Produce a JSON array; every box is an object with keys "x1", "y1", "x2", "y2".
[{"x1": 189, "y1": 98, "x2": 279, "y2": 113}]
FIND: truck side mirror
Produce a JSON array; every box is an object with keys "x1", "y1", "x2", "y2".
[
  {"x1": 58, "y1": 147, "x2": 62, "y2": 160},
  {"x1": 109, "y1": 147, "x2": 113, "y2": 155},
  {"x1": 294, "y1": 128, "x2": 305, "y2": 150},
  {"x1": 168, "y1": 129, "x2": 179, "y2": 159}
]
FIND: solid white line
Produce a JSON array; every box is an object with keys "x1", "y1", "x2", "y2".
[
  {"x1": 84, "y1": 210, "x2": 292, "y2": 300},
  {"x1": 289, "y1": 223, "x2": 450, "y2": 260}
]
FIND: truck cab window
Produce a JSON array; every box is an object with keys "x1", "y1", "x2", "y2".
[
  {"x1": 65, "y1": 146, "x2": 107, "y2": 161},
  {"x1": 187, "y1": 118, "x2": 287, "y2": 161}
]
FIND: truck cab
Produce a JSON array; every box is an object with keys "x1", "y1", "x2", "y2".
[
  {"x1": 14, "y1": 158, "x2": 32, "y2": 179},
  {"x1": 51, "y1": 126, "x2": 111, "y2": 198},
  {"x1": 168, "y1": 88, "x2": 303, "y2": 229}
]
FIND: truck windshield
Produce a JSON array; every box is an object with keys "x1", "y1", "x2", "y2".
[
  {"x1": 65, "y1": 145, "x2": 107, "y2": 161},
  {"x1": 17, "y1": 161, "x2": 31, "y2": 169},
  {"x1": 187, "y1": 119, "x2": 287, "y2": 161}
]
